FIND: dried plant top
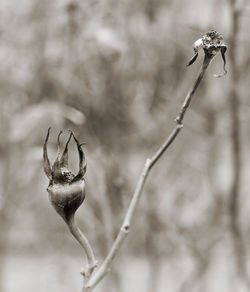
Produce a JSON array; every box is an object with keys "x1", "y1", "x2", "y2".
[
  {"x1": 43, "y1": 128, "x2": 87, "y2": 222},
  {"x1": 202, "y1": 30, "x2": 225, "y2": 54},
  {"x1": 187, "y1": 30, "x2": 227, "y2": 78},
  {"x1": 43, "y1": 129, "x2": 96, "y2": 279}
]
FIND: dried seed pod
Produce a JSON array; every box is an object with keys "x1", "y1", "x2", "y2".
[
  {"x1": 43, "y1": 128, "x2": 87, "y2": 222},
  {"x1": 187, "y1": 30, "x2": 228, "y2": 78}
]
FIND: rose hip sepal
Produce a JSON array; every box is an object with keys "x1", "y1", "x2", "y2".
[{"x1": 43, "y1": 128, "x2": 87, "y2": 223}]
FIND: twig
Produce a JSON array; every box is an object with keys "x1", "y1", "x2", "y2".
[
  {"x1": 84, "y1": 50, "x2": 215, "y2": 292},
  {"x1": 67, "y1": 215, "x2": 97, "y2": 280},
  {"x1": 175, "y1": 54, "x2": 213, "y2": 124}
]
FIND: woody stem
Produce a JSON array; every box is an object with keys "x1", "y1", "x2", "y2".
[
  {"x1": 175, "y1": 53, "x2": 214, "y2": 124},
  {"x1": 67, "y1": 215, "x2": 97, "y2": 276}
]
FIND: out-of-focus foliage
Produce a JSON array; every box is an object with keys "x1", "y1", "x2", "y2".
[{"x1": 0, "y1": 0, "x2": 250, "y2": 291}]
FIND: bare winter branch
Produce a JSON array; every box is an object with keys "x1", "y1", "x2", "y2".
[{"x1": 83, "y1": 30, "x2": 226, "y2": 291}]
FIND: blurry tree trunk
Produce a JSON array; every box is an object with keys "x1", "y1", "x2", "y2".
[
  {"x1": 106, "y1": 269, "x2": 123, "y2": 292},
  {"x1": 228, "y1": 0, "x2": 248, "y2": 285},
  {"x1": 177, "y1": 262, "x2": 208, "y2": 292},
  {"x1": 0, "y1": 146, "x2": 12, "y2": 292},
  {"x1": 0, "y1": 195, "x2": 7, "y2": 292},
  {"x1": 0, "y1": 96, "x2": 12, "y2": 291},
  {"x1": 147, "y1": 256, "x2": 162, "y2": 292},
  {"x1": 144, "y1": 193, "x2": 165, "y2": 292}
]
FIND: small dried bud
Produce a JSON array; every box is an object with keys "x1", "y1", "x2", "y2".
[
  {"x1": 43, "y1": 128, "x2": 87, "y2": 222},
  {"x1": 187, "y1": 30, "x2": 227, "y2": 78}
]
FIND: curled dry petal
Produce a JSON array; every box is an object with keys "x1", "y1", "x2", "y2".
[
  {"x1": 43, "y1": 128, "x2": 52, "y2": 180},
  {"x1": 52, "y1": 130, "x2": 64, "y2": 181},
  {"x1": 187, "y1": 52, "x2": 198, "y2": 67},
  {"x1": 213, "y1": 45, "x2": 227, "y2": 78},
  {"x1": 60, "y1": 131, "x2": 73, "y2": 169},
  {"x1": 187, "y1": 38, "x2": 203, "y2": 67},
  {"x1": 71, "y1": 132, "x2": 87, "y2": 183}
]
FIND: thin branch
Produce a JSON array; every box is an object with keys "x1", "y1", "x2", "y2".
[
  {"x1": 84, "y1": 52, "x2": 214, "y2": 291},
  {"x1": 67, "y1": 215, "x2": 97, "y2": 279},
  {"x1": 175, "y1": 54, "x2": 213, "y2": 124}
]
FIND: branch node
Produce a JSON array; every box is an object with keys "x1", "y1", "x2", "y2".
[
  {"x1": 175, "y1": 116, "x2": 180, "y2": 123},
  {"x1": 122, "y1": 225, "x2": 130, "y2": 233},
  {"x1": 175, "y1": 116, "x2": 183, "y2": 125}
]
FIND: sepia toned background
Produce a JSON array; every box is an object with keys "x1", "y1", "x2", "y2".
[{"x1": 0, "y1": 0, "x2": 250, "y2": 291}]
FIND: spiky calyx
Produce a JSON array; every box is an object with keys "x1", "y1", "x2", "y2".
[{"x1": 43, "y1": 128, "x2": 87, "y2": 222}]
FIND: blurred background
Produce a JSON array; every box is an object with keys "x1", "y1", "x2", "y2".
[{"x1": 0, "y1": 0, "x2": 250, "y2": 291}]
